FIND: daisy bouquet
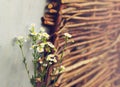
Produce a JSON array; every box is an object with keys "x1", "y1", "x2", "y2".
[{"x1": 16, "y1": 24, "x2": 72, "y2": 87}]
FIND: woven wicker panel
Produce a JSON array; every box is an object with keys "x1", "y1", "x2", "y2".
[{"x1": 42, "y1": 0, "x2": 120, "y2": 87}]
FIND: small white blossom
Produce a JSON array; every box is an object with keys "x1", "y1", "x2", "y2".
[
  {"x1": 38, "y1": 33, "x2": 42, "y2": 36},
  {"x1": 53, "y1": 66, "x2": 65, "y2": 75},
  {"x1": 64, "y1": 33, "x2": 72, "y2": 38},
  {"x1": 46, "y1": 54, "x2": 57, "y2": 63},
  {"x1": 40, "y1": 27, "x2": 46, "y2": 32},
  {"x1": 37, "y1": 37, "x2": 42, "y2": 40},
  {"x1": 41, "y1": 32, "x2": 50, "y2": 39},
  {"x1": 16, "y1": 36, "x2": 25, "y2": 46},
  {"x1": 29, "y1": 24, "x2": 35, "y2": 32},
  {"x1": 47, "y1": 42, "x2": 55, "y2": 48},
  {"x1": 30, "y1": 32, "x2": 37, "y2": 36},
  {"x1": 39, "y1": 61, "x2": 43, "y2": 64},
  {"x1": 46, "y1": 54, "x2": 54, "y2": 59},
  {"x1": 17, "y1": 36, "x2": 27, "y2": 42},
  {"x1": 49, "y1": 62, "x2": 52, "y2": 65},
  {"x1": 32, "y1": 45, "x2": 37, "y2": 48},
  {"x1": 17, "y1": 36, "x2": 24, "y2": 41},
  {"x1": 24, "y1": 39, "x2": 27, "y2": 42},
  {"x1": 46, "y1": 54, "x2": 54, "y2": 60},
  {"x1": 40, "y1": 43, "x2": 46, "y2": 48},
  {"x1": 30, "y1": 45, "x2": 37, "y2": 50},
  {"x1": 31, "y1": 23, "x2": 35, "y2": 27},
  {"x1": 43, "y1": 63, "x2": 47, "y2": 67},
  {"x1": 37, "y1": 46, "x2": 44, "y2": 53},
  {"x1": 59, "y1": 66, "x2": 65, "y2": 73},
  {"x1": 52, "y1": 58, "x2": 57, "y2": 63},
  {"x1": 37, "y1": 32, "x2": 49, "y2": 39},
  {"x1": 38, "y1": 58, "x2": 43, "y2": 64}
]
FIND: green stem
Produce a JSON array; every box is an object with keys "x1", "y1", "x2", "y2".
[
  {"x1": 53, "y1": 37, "x2": 68, "y2": 86},
  {"x1": 20, "y1": 46, "x2": 31, "y2": 80},
  {"x1": 60, "y1": 37, "x2": 68, "y2": 63},
  {"x1": 32, "y1": 41, "x2": 37, "y2": 79},
  {"x1": 33, "y1": 48, "x2": 37, "y2": 78}
]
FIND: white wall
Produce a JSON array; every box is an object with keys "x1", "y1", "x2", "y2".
[{"x1": 0, "y1": 0, "x2": 46, "y2": 87}]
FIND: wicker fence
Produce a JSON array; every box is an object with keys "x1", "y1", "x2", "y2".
[{"x1": 42, "y1": 0, "x2": 120, "y2": 87}]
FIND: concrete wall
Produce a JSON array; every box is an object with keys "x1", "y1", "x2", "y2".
[{"x1": 0, "y1": 0, "x2": 46, "y2": 87}]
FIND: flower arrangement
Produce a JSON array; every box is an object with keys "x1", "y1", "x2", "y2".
[{"x1": 16, "y1": 24, "x2": 72, "y2": 87}]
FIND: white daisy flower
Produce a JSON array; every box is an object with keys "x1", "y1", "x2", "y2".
[
  {"x1": 30, "y1": 45, "x2": 37, "y2": 50},
  {"x1": 49, "y1": 62, "x2": 52, "y2": 65},
  {"x1": 52, "y1": 66, "x2": 65, "y2": 75},
  {"x1": 40, "y1": 43, "x2": 46, "y2": 48},
  {"x1": 30, "y1": 32, "x2": 37, "y2": 36},
  {"x1": 31, "y1": 23, "x2": 35, "y2": 27},
  {"x1": 17, "y1": 36, "x2": 24, "y2": 41},
  {"x1": 42, "y1": 32, "x2": 50, "y2": 39},
  {"x1": 48, "y1": 54, "x2": 55, "y2": 58},
  {"x1": 24, "y1": 39, "x2": 27, "y2": 42},
  {"x1": 47, "y1": 42, "x2": 55, "y2": 48},
  {"x1": 37, "y1": 46, "x2": 44, "y2": 53},
  {"x1": 40, "y1": 27, "x2": 46, "y2": 32},
  {"x1": 49, "y1": 57, "x2": 57, "y2": 63},
  {"x1": 39, "y1": 61, "x2": 43, "y2": 64},
  {"x1": 64, "y1": 33, "x2": 72, "y2": 38},
  {"x1": 52, "y1": 58, "x2": 57, "y2": 63},
  {"x1": 43, "y1": 63, "x2": 47, "y2": 67},
  {"x1": 59, "y1": 66, "x2": 65, "y2": 73},
  {"x1": 46, "y1": 54, "x2": 57, "y2": 63},
  {"x1": 46, "y1": 54, "x2": 54, "y2": 61},
  {"x1": 38, "y1": 58, "x2": 43, "y2": 64},
  {"x1": 16, "y1": 36, "x2": 25, "y2": 45}
]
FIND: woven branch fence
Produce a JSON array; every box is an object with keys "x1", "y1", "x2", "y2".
[{"x1": 42, "y1": 0, "x2": 120, "y2": 87}]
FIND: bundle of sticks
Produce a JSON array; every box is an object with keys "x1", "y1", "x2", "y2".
[{"x1": 42, "y1": 0, "x2": 120, "y2": 87}]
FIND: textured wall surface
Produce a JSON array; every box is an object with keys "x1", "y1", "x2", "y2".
[
  {"x1": 43, "y1": 0, "x2": 120, "y2": 87},
  {"x1": 0, "y1": 0, "x2": 45, "y2": 87}
]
